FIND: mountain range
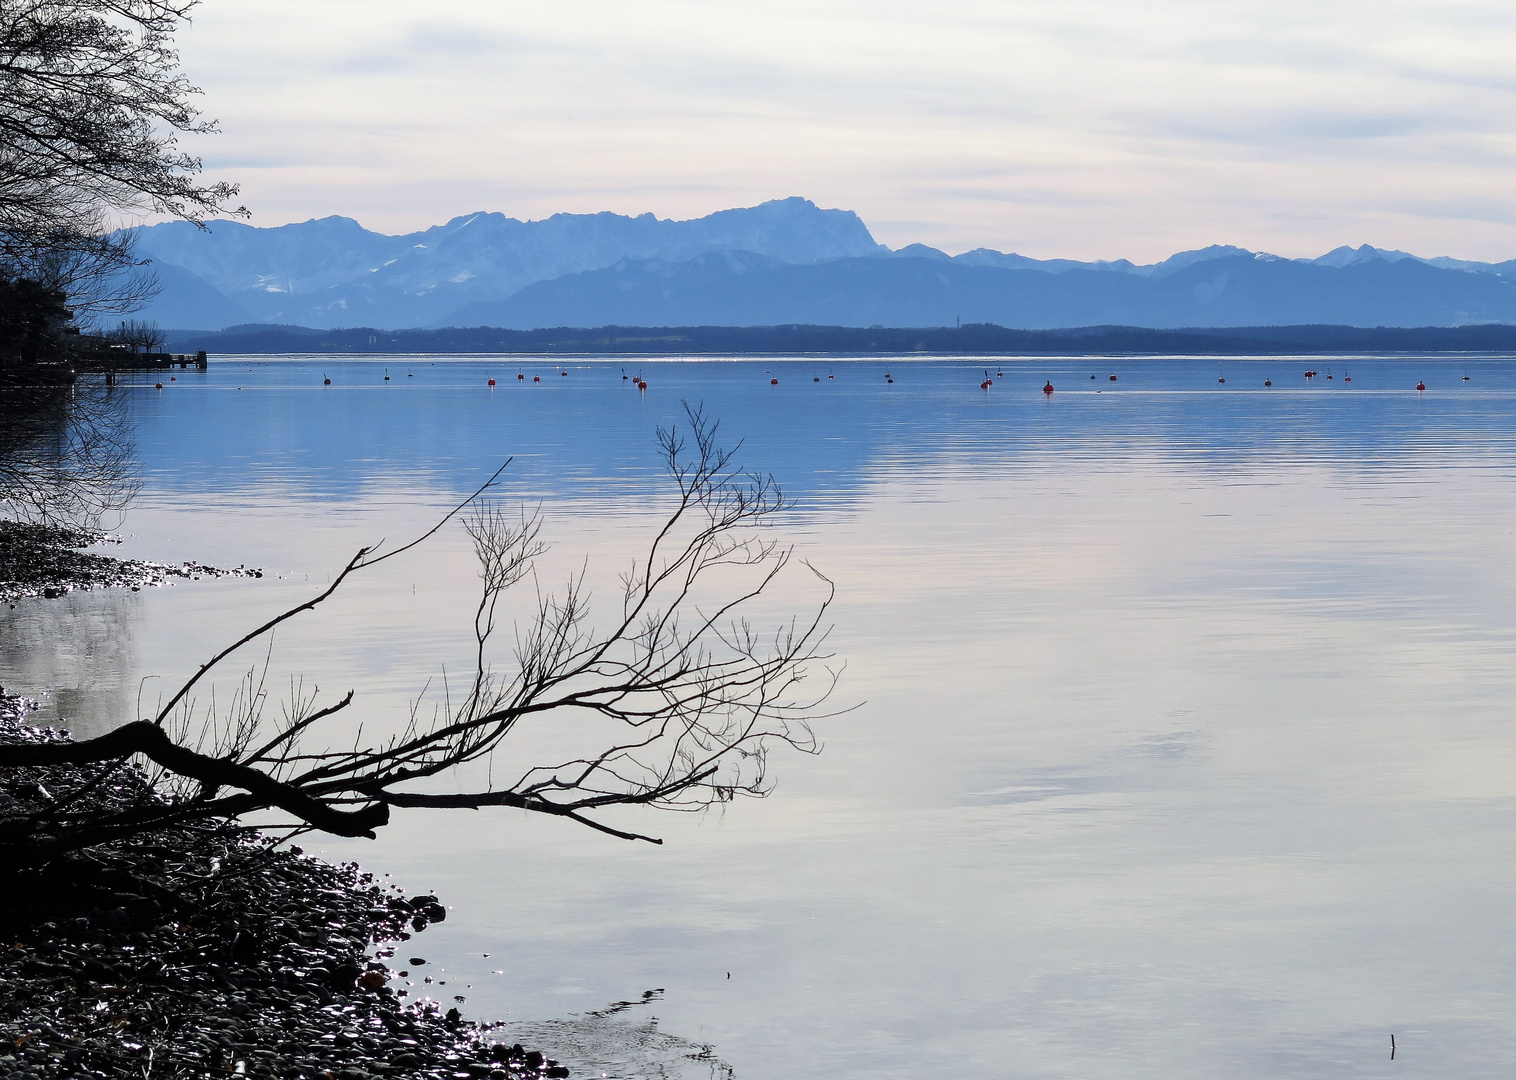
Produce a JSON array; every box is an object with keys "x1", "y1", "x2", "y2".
[{"x1": 124, "y1": 197, "x2": 1516, "y2": 331}]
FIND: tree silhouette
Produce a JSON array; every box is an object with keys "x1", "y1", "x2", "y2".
[
  {"x1": 0, "y1": 408, "x2": 840, "y2": 868},
  {"x1": 0, "y1": 1, "x2": 243, "y2": 319}
]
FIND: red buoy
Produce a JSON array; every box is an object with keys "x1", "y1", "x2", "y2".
[
  {"x1": 981, "y1": 380, "x2": 991, "y2": 389},
  {"x1": 561, "y1": 371, "x2": 567, "y2": 376},
  {"x1": 814, "y1": 376, "x2": 820, "y2": 382},
  {"x1": 1218, "y1": 377, "x2": 1225, "y2": 383},
  {"x1": 1108, "y1": 374, "x2": 1116, "y2": 382},
  {"x1": 323, "y1": 377, "x2": 330, "y2": 385},
  {"x1": 169, "y1": 376, "x2": 176, "y2": 381},
  {"x1": 1417, "y1": 381, "x2": 1426, "y2": 391},
  {"x1": 771, "y1": 378, "x2": 778, "y2": 385},
  {"x1": 638, "y1": 380, "x2": 647, "y2": 390},
  {"x1": 488, "y1": 378, "x2": 495, "y2": 386},
  {"x1": 1264, "y1": 380, "x2": 1272, "y2": 386},
  {"x1": 1043, "y1": 381, "x2": 1054, "y2": 394},
  {"x1": 1344, "y1": 376, "x2": 1351, "y2": 382},
  {"x1": 517, "y1": 373, "x2": 524, "y2": 380},
  {"x1": 155, "y1": 382, "x2": 162, "y2": 390},
  {"x1": 533, "y1": 376, "x2": 540, "y2": 382}
]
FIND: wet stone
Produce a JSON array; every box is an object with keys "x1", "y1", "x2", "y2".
[{"x1": 0, "y1": 519, "x2": 262, "y2": 604}]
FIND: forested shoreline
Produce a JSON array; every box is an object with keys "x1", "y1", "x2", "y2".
[{"x1": 170, "y1": 321, "x2": 1516, "y2": 356}]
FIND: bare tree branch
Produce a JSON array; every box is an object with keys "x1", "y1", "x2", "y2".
[
  {"x1": 0, "y1": 410, "x2": 842, "y2": 861},
  {"x1": 0, "y1": 0, "x2": 243, "y2": 335}
]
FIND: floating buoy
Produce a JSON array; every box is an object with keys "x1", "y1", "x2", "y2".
[
  {"x1": 1344, "y1": 376, "x2": 1351, "y2": 382},
  {"x1": 1090, "y1": 375, "x2": 1096, "y2": 380},
  {"x1": 323, "y1": 377, "x2": 330, "y2": 385},
  {"x1": 828, "y1": 374, "x2": 834, "y2": 379},
  {"x1": 623, "y1": 374, "x2": 629, "y2": 380},
  {"x1": 1108, "y1": 374, "x2": 1117, "y2": 382},
  {"x1": 561, "y1": 371, "x2": 567, "y2": 376},
  {"x1": 408, "y1": 372, "x2": 413, "y2": 377},
  {"x1": 1305, "y1": 370, "x2": 1315, "y2": 378},
  {"x1": 886, "y1": 377, "x2": 894, "y2": 383},
  {"x1": 997, "y1": 369, "x2": 1003, "y2": 377},
  {"x1": 1218, "y1": 377, "x2": 1225, "y2": 384},
  {"x1": 814, "y1": 376, "x2": 820, "y2": 382},
  {"x1": 1264, "y1": 379, "x2": 1272, "y2": 386},
  {"x1": 169, "y1": 376, "x2": 175, "y2": 382},
  {"x1": 1417, "y1": 381, "x2": 1426, "y2": 391},
  {"x1": 154, "y1": 382, "x2": 162, "y2": 390},
  {"x1": 981, "y1": 380, "x2": 991, "y2": 389},
  {"x1": 517, "y1": 373, "x2": 524, "y2": 380},
  {"x1": 487, "y1": 378, "x2": 495, "y2": 386},
  {"x1": 1043, "y1": 381, "x2": 1054, "y2": 394},
  {"x1": 1326, "y1": 374, "x2": 1332, "y2": 380},
  {"x1": 533, "y1": 376, "x2": 540, "y2": 382},
  {"x1": 1462, "y1": 375, "x2": 1470, "y2": 382},
  {"x1": 771, "y1": 378, "x2": 779, "y2": 385},
  {"x1": 638, "y1": 380, "x2": 647, "y2": 390}
]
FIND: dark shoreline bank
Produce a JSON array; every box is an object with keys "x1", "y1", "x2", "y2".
[
  {"x1": 167, "y1": 321, "x2": 1516, "y2": 357},
  {"x1": 0, "y1": 520, "x2": 261, "y2": 605},
  {"x1": 0, "y1": 694, "x2": 569, "y2": 1080}
]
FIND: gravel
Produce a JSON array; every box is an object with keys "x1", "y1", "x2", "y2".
[
  {"x1": 0, "y1": 693, "x2": 571, "y2": 1080},
  {"x1": 0, "y1": 518, "x2": 261, "y2": 604}
]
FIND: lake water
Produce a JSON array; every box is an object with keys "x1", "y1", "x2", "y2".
[{"x1": 7, "y1": 354, "x2": 1516, "y2": 1079}]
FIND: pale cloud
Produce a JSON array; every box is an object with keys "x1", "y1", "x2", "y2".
[{"x1": 169, "y1": 0, "x2": 1516, "y2": 261}]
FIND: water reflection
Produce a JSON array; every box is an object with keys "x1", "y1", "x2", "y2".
[
  {"x1": 0, "y1": 376, "x2": 138, "y2": 528},
  {"x1": 102, "y1": 355, "x2": 1516, "y2": 506},
  {"x1": 0, "y1": 587, "x2": 140, "y2": 736},
  {"x1": 0, "y1": 376, "x2": 142, "y2": 733},
  {"x1": 9, "y1": 356, "x2": 1516, "y2": 1079}
]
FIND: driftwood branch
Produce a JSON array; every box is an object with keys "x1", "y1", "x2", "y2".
[
  {"x1": 151, "y1": 460, "x2": 510, "y2": 725},
  {"x1": 4, "y1": 720, "x2": 388, "y2": 837},
  {"x1": 2, "y1": 409, "x2": 839, "y2": 857}
]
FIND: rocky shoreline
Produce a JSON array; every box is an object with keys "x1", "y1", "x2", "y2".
[
  {"x1": 0, "y1": 694, "x2": 570, "y2": 1080},
  {"x1": 0, "y1": 519, "x2": 261, "y2": 605}
]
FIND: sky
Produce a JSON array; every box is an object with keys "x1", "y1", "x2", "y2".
[{"x1": 172, "y1": 0, "x2": 1516, "y2": 262}]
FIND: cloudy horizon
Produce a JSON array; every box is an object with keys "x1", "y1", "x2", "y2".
[{"x1": 170, "y1": 0, "x2": 1516, "y2": 263}]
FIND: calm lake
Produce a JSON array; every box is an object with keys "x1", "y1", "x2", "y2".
[{"x1": 7, "y1": 354, "x2": 1516, "y2": 1079}]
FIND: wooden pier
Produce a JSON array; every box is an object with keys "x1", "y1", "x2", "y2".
[{"x1": 78, "y1": 350, "x2": 207, "y2": 374}]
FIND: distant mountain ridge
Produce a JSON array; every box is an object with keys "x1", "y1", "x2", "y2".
[
  {"x1": 123, "y1": 198, "x2": 1516, "y2": 331},
  {"x1": 128, "y1": 197, "x2": 885, "y2": 329},
  {"x1": 454, "y1": 250, "x2": 1516, "y2": 330}
]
